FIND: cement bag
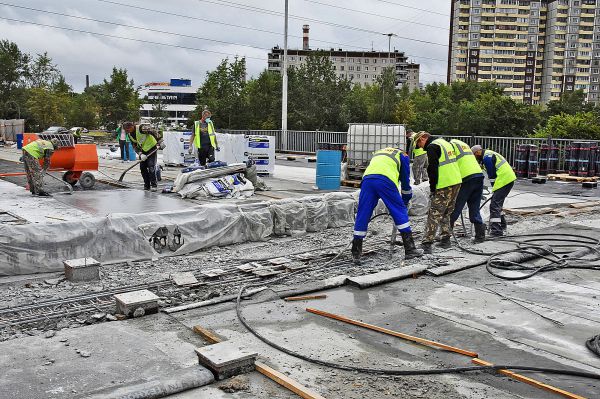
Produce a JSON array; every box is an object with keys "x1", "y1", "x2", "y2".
[
  {"x1": 245, "y1": 164, "x2": 269, "y2": 191},
  {"x1": 324, "y1": 192, "x2": 356, "y2": 228},
  {"x1": 409, "y1": 182, "x2": 430, "y2": 216},
  {"x1": 302, "y1": 196, "x2": 329, "y2": 232},
  {"x1": 270, "y1": 199, "x2": 307, "y2": 236},
  {"x1": 238, "y1": 203, "x2": 273, "y2": 242}
]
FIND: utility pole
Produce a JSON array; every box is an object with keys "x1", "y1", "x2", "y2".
[
  {"x1": 381, "y1": 33, "x2": 396, "y2": 123},
  {"x1": 281, "y1": 0, "x2": 289, "y2": 149}
]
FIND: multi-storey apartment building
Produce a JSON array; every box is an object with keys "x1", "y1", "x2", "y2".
[
  {"x1": 448, "y1": 0, "x2": 600, "y2": 104},
  {"x1": 268, "y1": 26, "x2": 420, "y2": 90}
]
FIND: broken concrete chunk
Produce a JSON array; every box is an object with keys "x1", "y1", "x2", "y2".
[
  {"x1": 201, "y1": 269, "x2": 227, "y2": 278},
  {"x1": 267, "y1": 257, "x2": 292, "y2": 266},
  {"x1": 171, "y1": 272, "x2": 198, "y2": 286},
  {"x1": 347, "y1": 265, "x2": 428, "y2": 289}
]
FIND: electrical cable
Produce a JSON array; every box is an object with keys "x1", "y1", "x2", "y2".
[{"x1": 371, "y1": 0, "x2": 449, "y2": 16}]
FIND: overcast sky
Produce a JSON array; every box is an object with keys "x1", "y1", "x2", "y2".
[{"x1": 0, "y1": 0, "x2": 450, "y2": 92}]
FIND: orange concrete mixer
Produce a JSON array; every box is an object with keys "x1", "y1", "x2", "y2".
[{"x1": 21, "y1": 133, "x2": 99, "y2": 188}]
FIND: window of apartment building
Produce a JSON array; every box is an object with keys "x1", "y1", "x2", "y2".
[
  {"x1": 364, "y1": 59, "x2": 369, "y2": 63},
  {"x1": 373, "y1": 66, "x2": 377, "y2": 71},
  {"x1": 333, "y1": 65, "x2": 337, "y2": 70},
  {"x1": 290, "y1": 57, "x2": 295, "y2": 61},
  {"x1": 382, "y1": 59, "x2": 387, "y2": 63},
  {"x1": 365, "y1": 66, "x2": 369, "y2": 71},
  {"x1": 349, "y1": 66, "x2": 354, "y2": 71},
  {"x1": 349, "y1": 74, "x2": 354, "y2": 79},
  {"x1": 373, "y1": 59, "x2": 377, "y2": 64},
  {"x1": 471, "y1": 33, "x2": 480, "y2": 39},
  {"x1": 340, "y1": 58, "x2": 345, "y2": 62},
  {"x1": 340, "y1": 66, "x2": 344, "y2": 71},
  {"x1": 356, "y1": 74, "x2": 361, "y2": 79},
  {"x1": 356, "y1": 66, "x2": 361, "y2": 71},
  {"x1": 373, "y1": 75, "x2": 378, "y2": 79},
  {"x1": 349, "y1": 58, "x2": 354, "y2": 63},
  {"x1": 332, "y1": 57, "x2": 337, "y2": 61},
  {"x1": 339, "y1": 73, "x2": 345, "y2": 78}
]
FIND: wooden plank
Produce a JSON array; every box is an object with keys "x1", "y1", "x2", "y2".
[
  {"x1": 256, "y1": 361, "x2": 327, "y2": 399},
  {"x1": 504, "y1": 207, "x2": 555, "y2": 216},
  {"x1": 569, "y1": 200, "x2": 600, "y2": 209},
  {"x1": 284, "y1": 294, "x2": 327, "y2": 302},
  {"x1": 554, "y1": 207, "x2": 599, "y2": 218},
  {"x1": 192, "y1": 325, "x2": 222, "y2": 344},
  {"x1": 472, "y1": 358, "x2": 587, "y2": 399},
  {"x1": 547, "y1": 174, "x2": 598, "y2": 183},
  {"x1": 306, "y1": 308, "x2": 478, "y2": 358},
  {"x1": 341, "y1": 179, "x2": 361, "y2": 188}
]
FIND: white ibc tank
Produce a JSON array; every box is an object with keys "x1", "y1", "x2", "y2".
[{"x1": 347, "y1": 124, "x2": 406, "y2": 166}]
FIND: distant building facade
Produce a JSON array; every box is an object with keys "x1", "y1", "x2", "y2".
[
  {"x1": 139, "y1": 78, "x2": 197, "y2": 125},
  {"x1": 448, "y1": 0, "x2": 600, "y2": 104}
]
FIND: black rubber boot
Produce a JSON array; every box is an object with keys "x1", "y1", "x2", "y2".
[
  {"x1": 401, "y1": 232, "x2": 423, "y2": 260},
  {"x1": 421, "y1": 242, "x2": 433, "y2": 254},
  {"x1": 473, "y1": 223, "x2": 486, "y2": 243},
  {"x1": 36, "y1": 190, "x2": 51, "y2": 197},
  {"x1": 500, "y1": 214, "x2": 507, "y2": 230},
  {"x1": 438, "y1": 236, "x2": 451, "y2": 249},
  {"x1": 351, "y1": 238, "x2": 363, "y2": 263}
]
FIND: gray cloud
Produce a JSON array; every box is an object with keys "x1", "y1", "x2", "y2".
[{"x1": 0, "y1": 0, "x2": 449, "y2": 91}]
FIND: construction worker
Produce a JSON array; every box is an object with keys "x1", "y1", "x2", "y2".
[
  {"x1": 22, "y1": 138, "x2": 60, "y2": 196},
  {"x1": 123, "y1": 122, "x2": 165, "y2": 191},
  {"x1": 189, "y1": 108, "x2": 220, "y2": 166},
  {"x1": 352, "y1": 147, "x2": 423, "y2": 262},
  {"x1": 116, "y1": 124, "x2": 130, "y2": 162},
  {"x1": 72, "y1": 127, "x2": 82, "y2": 144},
  {"x1": 413, "y1": 132, "x2": 462, "y2": 253},
  {"x1": 408, "y1": 131, "x2": 428, "y2": 185},
  {"x1": 472, "y1": 145, "x2": 516, "y2": 237},
  {"x1": 449, "y1": 139, "x2": 486, "y2": 243}
]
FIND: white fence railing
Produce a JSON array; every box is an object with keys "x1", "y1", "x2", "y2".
[{"x1": 0, "y1": 119, "x2": 25, "y2": 141}]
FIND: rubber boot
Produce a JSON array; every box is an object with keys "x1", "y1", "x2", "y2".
[
  {"x1": 351, "y1": 238, "x2": 363, "y2": 263},
  {"x1": 500, "y1": 214, "x2": 507, "y2": 231},
  {"x1": 421, "y1": 242, "x2": 433, "y2": 254},
  {"x1": 473, "y1": 223, "x2": 486, "y2": 243},
  {"x1": 36, "y1": 190, "x2": 51, "y2": 197},
  {"x1": 401, "y1": 232, "x2": 423, "y2": 260},
  {"x1": 438, "y1": 236, "x2": 452, "y2": 249}
]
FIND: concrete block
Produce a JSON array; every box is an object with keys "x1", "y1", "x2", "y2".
[
  {"x1": 347, "y1": 264, "x2": 428, "y2": 289},
  {"x1": 582, "y1": 181, "x2": 597, "y2": 189},
  {"x1": 63, "y1": 258, "x2": 100, "y2": 282},
  {"x1": 171, "y1": 272, "x2": 198, "y2": 286},
  {"x1": 114, "y1": 290, "x2": 159, "y2": 317},
  {"x1": 195, "y1": 341, "x2": 257, "y2": 380},
  {"x1": 201, "y1": 268, "x2": 226, "y2": 278}
]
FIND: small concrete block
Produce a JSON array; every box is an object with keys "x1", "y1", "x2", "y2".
[
  {"x1": 195, "y1": 342, "x2": 257, "y2": 380},
  {"x1": 307, "y1": 157, "x2": 317, "y2": 163},
  {"x1": 531, "y1": 177, "x2": 547, "y2": 184},
  {"x1": 285, "y1": 263, "x2": 309, "y2": 272},
  {"x1": 171, "y1": 272, "x2": 198, "y2": 286},
  {"x1": 268, "y1": 257, "x2": 292, "y2": 266},
  {"x1": 293, "y1": 253, "x2": 315, "y2": 261},
  {"x1": 582, "y1": 181, "x2": 597, "y2": 189},
  {"x1": 236, "y1": 263, "x2": 256, "y2": 273},
  {"x1": 114, "y1": 290, "x2": 159, "y2": 317},
  {"x1": 252, "y1": 268, "x2": 283, "y2": 278},
  {"x1": 63, "y1": 258, "x2": 100, "y2": 282},
  {"x1": 347, "y1": 264, "x2": 428, "y2": 289},
  {"x1": 201, "y1": 269, "x2": 226, "y2": 278}
]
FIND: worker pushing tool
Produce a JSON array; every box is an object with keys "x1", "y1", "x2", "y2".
[
  {"x1": 189, "y1": 107, "x2": 220, "y2": 166},
  {"x1": 22, "y1": 138, "x2": 60, "y2": 197},
  {"x1": 123, "y1": 121, "x2": 165, "y2": 191},
  {"x1": 352, "y1": 147, "x2": 423, "y2": 262},
  {"x1": 413, "y1": 131, "x2": 462, "y2": 254},
  {"x1": 472, "y1": 145, "x2": 516, "y2": 237},
  {"x1": 449, "y1": 139, "x2": 486, "y2": 243}
]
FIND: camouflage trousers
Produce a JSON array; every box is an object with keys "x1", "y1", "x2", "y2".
[
  {"x1": 22, "y1": 151, "x2": 44, "y2": 194},
  {"x1": 422, "y1": 183, "x2": 461, "y2": 245}
]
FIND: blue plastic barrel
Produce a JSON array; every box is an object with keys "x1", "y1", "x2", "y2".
[
  {"x1": 128, "y1": 142, "x2": 136, "y2": 161},
  {"x1": 16, "y1": 133, "x2": 23, "y2": 149},
  {"x1": 316, "y1": 150, "x2": 342, "y2": 190}
]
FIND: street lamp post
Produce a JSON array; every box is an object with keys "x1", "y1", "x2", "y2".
[
  {"x1": 281, "y1": 0, "x2": 289, "y2": 150},
  {"x1": 381, "y1": 33, "x2": 397, "y2": 122}
]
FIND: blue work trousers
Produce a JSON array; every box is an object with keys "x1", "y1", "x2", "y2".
[
  {"x1": 450, "y1": 175, "x2": 484, "y2": 226},
  {"x1": 353, "y1": 175, "x2": 411, "y2": 240}
]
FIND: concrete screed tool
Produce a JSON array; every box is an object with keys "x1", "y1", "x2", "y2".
[{"x1": 118, "y1": 147, "x2": 159, "y2": 182}]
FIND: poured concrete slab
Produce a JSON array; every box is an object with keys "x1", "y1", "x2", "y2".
[{"x1": 53, "y1": 189, "x2": 191, "y2": 216}]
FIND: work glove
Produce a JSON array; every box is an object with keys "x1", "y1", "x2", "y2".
[
  {"x1": 216, "y1": 146, "x2": 221, "y2": 152},
  {"x1": 140, "y1": 153, "x2": 148, "y2": 162},
  {"x1": 188, "y1": 146, "x2": 193, "y2": 155},
  {"x1": 158, "y1": 140, "x2": 166, "y2": 150}
]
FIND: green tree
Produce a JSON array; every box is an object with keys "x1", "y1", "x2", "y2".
[
  {"x1": 195, "y1": 57, "x2": 248, "y2": 129},
  {"x1": 26, "y1": 87, "x2": 69, "y2": 131},
  {"x1": 245, "y1": 70, "x2": 281, "y2": 129},
  {"x1": 96, "y1": 68, "x2": 140, "y2": 130},
  {"x1": 0, "y1": 40, "x2": 29, "y2": 118},
  {"x1": 533, "y1": 112, "x2": 600, "y2": 140},
  {"x1": 341, "y1": 84, "x2": 371, "y2": 124},
  {"x1": 370, "y1": 67, "x2": 398, "y2": 123},
  {"x1": 67, "y1": 93, "x2": 99, "y2": 129},
  {"x1": 29, "y1": 52, "x2": 61, "y2": 88},
  {"x1": 287, "y1": 53, "x2": 351, "y2": 130}
]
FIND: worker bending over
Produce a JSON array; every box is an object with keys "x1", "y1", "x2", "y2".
[
  {"x1": 22, "y1": 138, "x2": 60, "y2": 197},
  {"x1": 190, "y1": 108, "x2": 220, "y2": 166},
  {"x1": 123, "y1": 122, "x2": 165, "y2": 191},
  {"x1": 413, "y1": 132, "x2": 462, "y2": 253},
  {"x1": 449, "y1": 139, "x2": 486, "y2": 243},
  {"x1": 352, "y1": 147, "x2": 423, "y2": 262},
  {"x1": 472, "y1": 145, "x2": 516, "y2": 237}
]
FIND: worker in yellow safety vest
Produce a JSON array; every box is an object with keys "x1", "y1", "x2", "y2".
[
  {"x1": 407, "y1": 130, "x2": 429, "y2": 185},
  {"x1": 472, "y1": 145, "x2": 517, "y2": 237},
  {"x1": 413, "y1": 131, "x2": 462, "y2": 253},
  {"x1": 123, "y1": 122, "x2": 165, "y2": 191},
  {"x1": 189, "y1": 108, "x2": 220, "y2": 166},
  {"x1": 22, "y1": 138, "x2": 60, "y2": 196}
]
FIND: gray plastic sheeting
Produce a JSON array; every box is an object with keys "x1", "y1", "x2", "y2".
[{"x1": 0, "y1": 193, "x2": 358, "y2": 276}]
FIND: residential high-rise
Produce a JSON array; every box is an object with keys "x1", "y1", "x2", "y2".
[
  {"x1": 268, "y1": 26, "x2": 420, "y2": 90},
  {"x1": 448, "y1": 0, "x2": 600, "y2": 104}
]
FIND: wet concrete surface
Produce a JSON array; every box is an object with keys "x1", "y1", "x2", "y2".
[
  {"x1": 515, "y1": 179, "x2": 600, "y2": 198},
  {"x1": 53, "y1": 189, "x2": 193, "y2": 216}
]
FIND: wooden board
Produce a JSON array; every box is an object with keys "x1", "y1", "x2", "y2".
[
  {"x1": 256, "y1": 362, "x2": 327, "y2": 399},
  {"x1": 569, "y1": 200, "x2": 600, "y2": 209},
  {"x1": 193, "y1": 325, "x2": 222, "y2": 344},
  {"x1": 504, "y1": 207, "x2": 555, "y2": 216},
  {"x1": 284, "y1": 294, "x2": 327, "y2": 302},
  {"x1": 472, "y1": 358, "x2": 586, "y2": 399},
  {"x1": 306, "y1": 308, "x2": 478, "y2": 358},
  {"x1": 547, "y1": 173, "x2": 598, "y2": 182},
  {"x1": 341, "y1": 179, "x2": 361, "y2": 188}
]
